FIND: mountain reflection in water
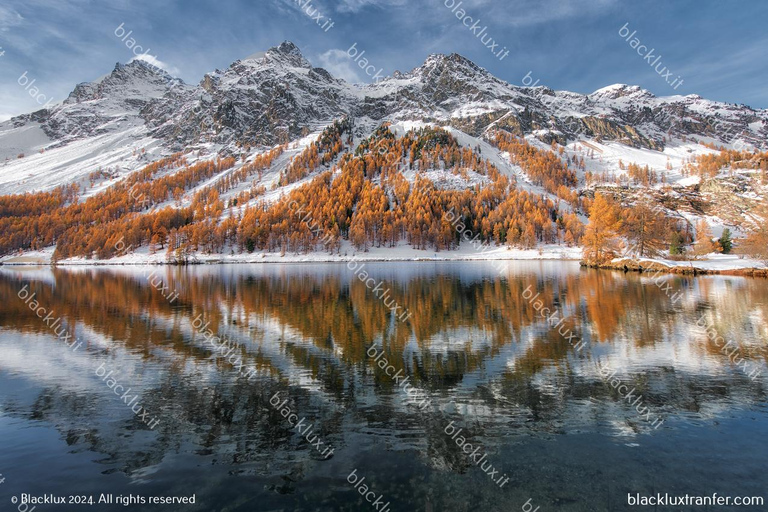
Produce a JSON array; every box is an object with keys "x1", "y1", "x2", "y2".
[{"x1": 0, "y1": 262, "x2": 766, "y2": 512}]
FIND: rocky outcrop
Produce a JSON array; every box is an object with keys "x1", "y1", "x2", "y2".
[{"x1": 4, "y1": 41, "x2": 767, "y2": 158}]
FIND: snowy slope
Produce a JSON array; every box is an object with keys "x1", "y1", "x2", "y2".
[
  {"x1": 0, "y1": 59, "x2": 185, "y2": 195},
  {"x1": 1, "y1": 41, "x2": 766, "y2": 197},
  {"x1": 0, "y1": 41, "x2": 766, "y2": 268}
]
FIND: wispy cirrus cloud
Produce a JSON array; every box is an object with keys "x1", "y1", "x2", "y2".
[
  {"x1": 0, "y1": 0, "x2": 765, "y2": 118},
  {"x1": 0, "y1": 5, "x2": 24, "y2": 32},
  {"x1": 499, "y1": 0, "x2": 617, "y2": 26}
]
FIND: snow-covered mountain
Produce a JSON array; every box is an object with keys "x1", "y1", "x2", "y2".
[
  {"x1": 0, "y1": 60, "x2": 185, "y2": 194},
  {"x1": 144, "y1": 42, "x2": 357, "y2": 149},
  {"x1": 0, "y1": 40, "x2": 767, "y2": 269},
  {"x1": 1, "y1": 40, "x2": 766, "y2": 197}
]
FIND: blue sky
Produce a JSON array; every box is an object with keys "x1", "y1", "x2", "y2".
[{"x1": 1, "y1": 0, "x2": 767, "y2": 120}]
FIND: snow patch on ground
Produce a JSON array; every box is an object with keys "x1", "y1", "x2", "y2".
[
  {"x1": 614, "y1": 253, "x2": 767, "y2": 271},
  {"x1": 1, "y1": 242, "x2": 583, "y2": 266}
]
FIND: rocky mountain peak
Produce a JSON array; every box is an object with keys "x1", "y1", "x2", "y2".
[
  {"x1": 264, "y1": 40, "x2": 312, "y2": 68},
  {"x1": 589, "y1": 84, "x2": 656, "y2": 101},
  {"x1": 64, "y1": 59, "x2": 182, "y2": 105},
  {"x1": 6, "y1": 41, "x2": 767, "y2": 164},
  {"x1": 414, "y1": 52, "x2": 487, "y2": 82}
]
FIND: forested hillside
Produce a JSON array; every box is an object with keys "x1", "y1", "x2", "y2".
[{"x1": 0, "y1": 42, "x2": 766, "y2": 266}]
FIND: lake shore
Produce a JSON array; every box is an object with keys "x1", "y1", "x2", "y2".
[
  {"x1": 0, "y1": 243, "x2": 583, "y2": 266},
  {"x1": 587, "y1": 256, "x2": 768, "y2": 278},
  {"x1": 2, "y1": 244, "x2": 766, "y2": 277}
]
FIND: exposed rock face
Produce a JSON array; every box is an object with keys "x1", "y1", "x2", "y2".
[
  {"x1": 575, "y1": 117, "x2": 662, "y2": 150},
  {"x1": 12, "y1": 60, "x2": 185, "y2": 143},
  {"x1": 4, "y1": 41, "x2": 768, "y2": 155},
  {"x1": 124, "y1": 44, "x2": 768, "y2": 151},
  {"x1": 145, "y1": 41, "x2": 356, "y2": 148}
]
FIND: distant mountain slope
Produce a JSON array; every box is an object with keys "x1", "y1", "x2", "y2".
[
  {"x1": 2, "y1": 40, "x2": 766, "y2": 196},
  {"x1": 0, "y1": 41, "x2": 766, "y2": 266},
  {"x1": 0, "y1": 60, "x2": 185, "y2": 194}
]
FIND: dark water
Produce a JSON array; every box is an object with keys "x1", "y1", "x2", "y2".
[{"x1": 0, "y1": 262, "x2": 766, "y2": 511}]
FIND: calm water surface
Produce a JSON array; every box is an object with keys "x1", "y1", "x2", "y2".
[{"x1": 0, "y1": 262, "x2": 766, "y2": 511}]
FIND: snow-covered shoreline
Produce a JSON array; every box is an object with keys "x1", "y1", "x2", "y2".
[
  {"x1": 2, "y1": 244, "x2": 766, "y2": 278},
  {"x1": 0, "y1": 243, "x2": 583, "y2": 266},
  {"x1": 602, "y1": 254, "x2": 768, "y2": 276}
]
